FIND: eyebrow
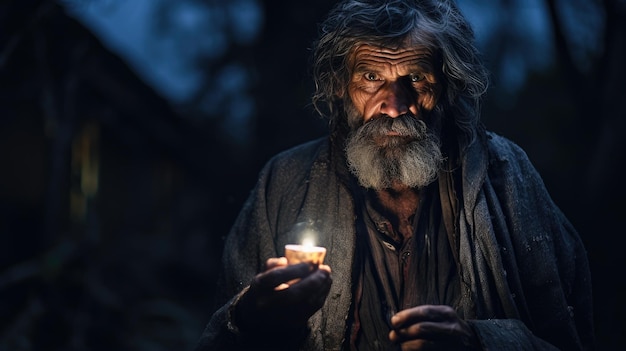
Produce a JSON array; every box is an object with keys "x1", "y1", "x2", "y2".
[{"x1": 351, "y1": 61, "x2": 429, "y2": 75}]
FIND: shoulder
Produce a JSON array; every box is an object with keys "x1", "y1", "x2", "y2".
[
  {"x1": 485, "y1": 131, "x2": 531, "y2": 164},
  {"x1": 267, "y1": 138, "x2": 329, "y2": 168},
  {"x1": 255, "y1": 137, "x2": 330, "y2": 193},
  {"x1": 262, "y1": 137, "x2": 329, "y2": 177},
  {"x1": 481, "y1": 130, "x2": 552, "y2": 202},
  {"x1": 483, "y1": 131, "x2": 538, "y2": 179}
]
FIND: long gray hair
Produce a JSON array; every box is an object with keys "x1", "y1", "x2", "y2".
[{"x1": 312, "y1": 0, "x2": 489, "y2": 150}]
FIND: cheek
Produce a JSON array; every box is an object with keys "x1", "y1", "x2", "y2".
[
  {"x1": 348, "y1": 88, "x2": 369, "y2": 115},
  {"x1": 419, "y1": 94, "x2": 436, "y2": 111},
  {"x1": 417, "y1": 84, "x2": 440, "y2": 111}
]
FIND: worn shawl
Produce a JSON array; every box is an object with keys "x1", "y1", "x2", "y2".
[{"x1": 195, "y1": 131, "x2": 594, "y2": 351}]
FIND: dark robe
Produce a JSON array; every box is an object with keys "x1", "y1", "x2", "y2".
[{"x1": 195, "y1": 131, "x2": 594, "y2": 351}]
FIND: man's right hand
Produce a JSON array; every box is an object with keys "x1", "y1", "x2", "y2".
[{"x1": 234, "y1": 257, "x2": 332, "y2": 333}]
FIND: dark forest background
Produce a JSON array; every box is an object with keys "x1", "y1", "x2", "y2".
[{"x1": 0, "y1": 0, "x2": 624, "y2": 350}]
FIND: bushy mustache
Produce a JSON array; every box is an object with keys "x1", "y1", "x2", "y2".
[{"x1": 357, "y1": 114, "x2": 428, "y2": 140}]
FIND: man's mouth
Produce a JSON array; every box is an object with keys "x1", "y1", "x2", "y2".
[{"x1": 373, "y1": 133, "x2": 414, "y2": 146}]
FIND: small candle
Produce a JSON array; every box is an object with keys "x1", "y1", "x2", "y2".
[{"x1": 284, "y1": 243, "x2": 327, "y2": 265}]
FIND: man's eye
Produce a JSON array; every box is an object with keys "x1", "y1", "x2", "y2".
[
  {"x1": 365, "y1": 72, "x2": 378, "y2": 81},
  {"x1": 410, "y1": 73, "x2": 425, "y2": 82}
]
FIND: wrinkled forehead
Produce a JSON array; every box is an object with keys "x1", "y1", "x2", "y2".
[
  {"x1": 347, "y1": 41, "x2": 437, "y2": 72},
  {"x1": 347, "y1": 32, "x2": 438, "y2": 68}
]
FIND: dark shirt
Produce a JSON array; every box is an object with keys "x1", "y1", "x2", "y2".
[{"x1": 350, "y1": 181, "x2": 462, "y2": 350}]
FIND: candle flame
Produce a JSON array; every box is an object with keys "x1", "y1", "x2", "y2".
[
  {"x1": 301, "y1": 237, "x2": 315, "y2": 247},
  {"x1": 292, "y1": 222, "x2": 319, "y2": 248}
]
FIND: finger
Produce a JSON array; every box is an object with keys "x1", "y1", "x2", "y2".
[
  {"x1": 398, "y1": 338, "x2": 433, "y2": 351},
  {"x1": 265, "y1": 257, "x2": 288, "y2": 270},
  {"x1": 392, "y1": 321, "x2": 465, "y2": 343},
  {"x1": 389, "y1": 329, "x2": 433, "y2": 350},
  {"x1": 282, "y1": 269, "x2": 332, "y2": 307},
  {"x1": 391, "y1": 305, "x2": 456, "y2": 328},
  {"x1": 391, "y1": 321, "x2": 433, "y2": 341},
  {"x1": 288, "y1": 268, "x2": 331, "y2": 292},
  {"x1": 319, "y1": 264, "x2": 332, "y2": 273},
  {"x1": 253, "y1": 262, "x2": 317, "y2": 290}
]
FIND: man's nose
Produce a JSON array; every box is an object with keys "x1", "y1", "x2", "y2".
[{"x1": 379, "y1": 81, "x2": 411, "y2": 118}]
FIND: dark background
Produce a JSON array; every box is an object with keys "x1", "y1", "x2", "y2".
[{"x1": 0, "y1": 0, "x2": 624, "y2": 350}]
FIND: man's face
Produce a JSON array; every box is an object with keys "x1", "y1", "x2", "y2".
[
  {"x1": 346, "y1": 43, "x2": 441, "y2": 130},
  {"x1": 343, "y1": 43, "x2": 444, "y2": 190}
]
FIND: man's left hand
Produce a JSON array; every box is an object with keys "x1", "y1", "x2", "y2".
[{"x1": 389, "y1": 305, "x2": 478, "y2": 350}]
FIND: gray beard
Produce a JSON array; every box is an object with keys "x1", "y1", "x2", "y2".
[{"x1": 345, "y1": 114, "x2": 444, "y2": 190}]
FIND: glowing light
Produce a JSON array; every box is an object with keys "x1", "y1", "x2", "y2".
[
  {"x1": 300, "y1": 228, "x2": 317, "y2": 247},
  {"x1": 284, "y1": 226, "x2": 326, "y2": 266},
  {"x1": 301, "y1": 237, "x2": 315, "y2": 247}
]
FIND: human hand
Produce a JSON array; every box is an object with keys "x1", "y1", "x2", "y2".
[
  {"x1": 389, "y1": 305, "x2": 478, "y2": 350},
  {"x1": 235, "y1": 257, "x2": 332, "y2": 333}
]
